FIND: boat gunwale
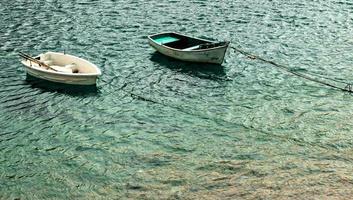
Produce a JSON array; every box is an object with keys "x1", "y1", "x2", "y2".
[
  {"x1": 21, "y1": 52, "x2": 102, "y2": 77},
  {"x1": 148, "y1": 32, "x2": 229, "y2": 52}
]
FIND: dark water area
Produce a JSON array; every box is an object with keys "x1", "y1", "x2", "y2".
[{"x1": 2, "y1": 0, "x2": 353, "y2": 199}]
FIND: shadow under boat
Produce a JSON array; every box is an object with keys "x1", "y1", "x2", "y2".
[
  {"x1": 149, "y1": 52, "x2": 228, "y2": 81},
  {"x1": 25, "y1": 74, "x2": 99, "y2": 96}
]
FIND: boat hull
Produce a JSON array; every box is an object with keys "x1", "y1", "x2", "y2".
[
  {"x1": 148, "y1": 32, "x2": 229, "y2": 64},
  {"x1": 25, "y1": 66, "x2": 98, "y2": 85}
]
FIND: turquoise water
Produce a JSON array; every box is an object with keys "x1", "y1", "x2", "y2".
[{"x1": 2, "y1": 0, "x2": 353, "y2": 199}]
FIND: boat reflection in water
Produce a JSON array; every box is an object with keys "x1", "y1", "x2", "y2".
[
  {"x1": 150, "y1": 52, "x2": 228, "y2": 82},
  {"x1": 25, "y1": 74, "x2": 99, "y2": 96}
]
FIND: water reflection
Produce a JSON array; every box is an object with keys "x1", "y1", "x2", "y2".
[
  {"x1": 150, "y1": 52, "x2": 228, "y2": 81},
  {"x1": 25, "y1": 74, "x2": 99, "y2": 96}
]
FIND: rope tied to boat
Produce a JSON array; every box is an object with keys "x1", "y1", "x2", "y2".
[{"x1": 230, "y1": 46, "x2": 353, "y2": 93}]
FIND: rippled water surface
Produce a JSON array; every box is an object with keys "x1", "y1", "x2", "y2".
[{"x1": 2, "y1": 0, "x2": 353, "y2": 199}]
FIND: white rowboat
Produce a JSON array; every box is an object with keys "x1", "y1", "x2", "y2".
[
  {"x1": 20, "y1": 52, "x2": 101, "y2": 85},
  {"x1": 148, "y1": 32, "x2": 229, "y2": 64}
]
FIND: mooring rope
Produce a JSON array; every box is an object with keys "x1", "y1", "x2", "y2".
[{"x1": 231, "y1": 46, "x2": 353, "y2": 93}]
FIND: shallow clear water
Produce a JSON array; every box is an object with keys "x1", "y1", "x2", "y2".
[{"x1": 2, "y1": 0, "x2": 353, "y2": 199}]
